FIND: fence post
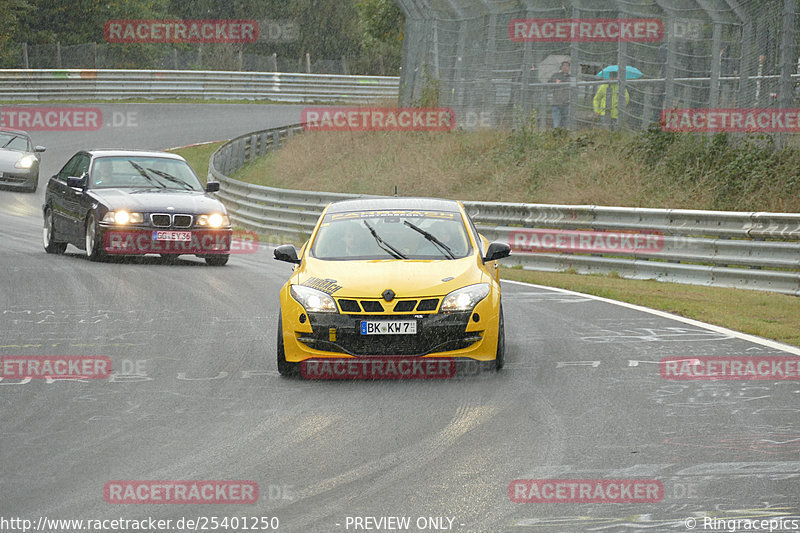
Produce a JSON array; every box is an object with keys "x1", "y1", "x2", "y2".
[
  {"x1": 22, "y1": 42, "x2": 29, "y2": 69},
  {"x1": 777, "y1": 0, "x2": 796, "y2": 149},
  {"x1": 56, "y1": 41, "x2": 62, "y2": 68}
]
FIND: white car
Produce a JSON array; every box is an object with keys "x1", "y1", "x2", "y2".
[{"x1": 0, "y1": 128, "x2": 46, "y2": 193}]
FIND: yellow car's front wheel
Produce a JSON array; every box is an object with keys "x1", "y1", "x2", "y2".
[
  {"x1": 276, "y1": 310, "x2": 299, "y2": 377},
  {"x1": 494, "y1": 304, "x2": 505, "y2": 371}
]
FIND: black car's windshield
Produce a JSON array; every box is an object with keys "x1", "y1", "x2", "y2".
[
  {"x1": 90, "y1": 156, "x2": 204, "y2": 191},
  {"x1": 311, "y1": 209, "x2": 472, "y2": 260}
]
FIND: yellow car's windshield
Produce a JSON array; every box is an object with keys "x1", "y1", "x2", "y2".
[{"x1": 311, "y1": 209, "x2": 472, "y2": 260}]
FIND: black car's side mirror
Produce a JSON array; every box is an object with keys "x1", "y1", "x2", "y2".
[
  {"x1": 66, "y1": 174, "x2": 86, "y2": 189},
  {"x1": 274, "y1": 244, "x2": 301, "y2": 264},
  {"x1": 206, "y1": 182, "x2": 220, "y2": 192},
  {"x1": 34, "y1": 146, "x2": 46, "y2": 153},
  {"x1": 482, "y1": 241, "x2": 511, "y2": 263}
]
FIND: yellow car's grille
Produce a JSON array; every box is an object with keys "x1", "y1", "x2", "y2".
[{"x1": 336, "y1": 298, "x2": 440, "y2": 314}]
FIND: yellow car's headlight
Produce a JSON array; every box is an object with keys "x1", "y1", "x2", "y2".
[
  {"x1": 290, "y1": 285, "x2": 338, "y2": 313},
  {"x1": 15, "y1": 155, "x2": 36, "y2": 169},
  {"x1": 197, "y1": 213, "x2": 229, "y2": 227},
  {"x1": 102, "y1": 211, "x2": 144, "y2": 224},
  {"x1": 441, "y1": 283, "x2": 490, "y2": 312}
]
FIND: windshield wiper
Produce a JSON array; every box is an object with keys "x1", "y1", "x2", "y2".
[
  {"x1": 127, "y1": 160, "x2": 166, "y2": 189},
  {"x1": 1, "y1": 135, "x2": 21, "y2": 149},
  {"x1": 146, "y1": 167, "x2": 195, "y2": 191},
  {"x1": 403, "y1": 220, "x2": 456, "y2": 259},
  {"x1": 362, "y1": 220, "x2": 406, "y2": 260}
]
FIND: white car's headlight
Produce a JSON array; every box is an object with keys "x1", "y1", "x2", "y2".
[
  {"x1": 440, "y1": 283, "x2": 490, "y2": 312},
  {"x1": 15, "y1": 155, "x2": 36, "y2": 169},
  {"x1": 197, "y1": 213, "x2": 229, "y2": 227},
  {"x1": 102, "y1": 211, "x2": 144, "y2": 224},
  {"x1": 290, "y1": 285, "x2": 338, "y2": 313}
]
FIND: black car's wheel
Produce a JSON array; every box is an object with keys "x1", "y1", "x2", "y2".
[
  {"x1": 494, "y1": 304, "x2": 505, "y2": 371},
  {"x1": 204, "y1": 254, "x2": 229, "y2": 266},
  {"x1": 276, "y1": 313, "x2": 299, "y2": 377},
  {"x1": 43, "y1": 208, "x2": 67, "y2": 254},
  {"x1": 85, "y1": 214, "x2": 105, "y2": 262}
]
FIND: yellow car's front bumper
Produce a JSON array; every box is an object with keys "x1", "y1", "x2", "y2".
[{"x1": 279, "y1": 284, "x2": 501, "y2": 363}]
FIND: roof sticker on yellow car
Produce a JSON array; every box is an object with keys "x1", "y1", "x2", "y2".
[{"x1": 330, "y1": 210, "x2": 455, "y2": 220}]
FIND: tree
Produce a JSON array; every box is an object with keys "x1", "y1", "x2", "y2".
[{"x1": 0, "y1": 0, "x2": 28, "y2": 66}]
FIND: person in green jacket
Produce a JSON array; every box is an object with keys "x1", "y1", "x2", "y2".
[{"x1": 593, "y1": 71, "x2": 630, "y2": 127}]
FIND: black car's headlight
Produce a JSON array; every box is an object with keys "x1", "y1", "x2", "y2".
[
  {"x1": 440, "y1": 283, "x2": 490, "y2": 312},
  {"x1": 290, "y1": 285, "x2": 338, "y2": 313},
  {"x1": 196, "y1": 213, "x2": 230, "y2": 228},
  {"x1": 101, "y1": 211, "x2": 144, "y2": 224}
]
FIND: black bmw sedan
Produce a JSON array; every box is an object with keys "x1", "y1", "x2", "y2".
[{"x1": 42, "y1": 150, "x2": 232, "y2": 266}]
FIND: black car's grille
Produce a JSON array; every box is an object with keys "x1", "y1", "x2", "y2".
[
  {"x1": 151, "y1": 214, "x2": 171, "y2": 227},
  {"x1": 173, "y1": 214, "x2": 193, "y2": 228},
  {"x1": 334, "y1": 298, "x2": 441, "y2": 315},
  {"x1": 298, "y1": 312, "x2": 480, "y2": 356},
  {"x1": 150, "y1": 213, "x2": 193, "y2": 228}
]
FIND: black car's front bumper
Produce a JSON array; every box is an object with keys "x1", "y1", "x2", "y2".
[{"x1": 98, "y1": 226, "x2": 233, "y2": 255}]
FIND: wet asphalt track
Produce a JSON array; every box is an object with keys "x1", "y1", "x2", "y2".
[{"x1": 1, "y1": 104, "x2": 799, "y2": 532}]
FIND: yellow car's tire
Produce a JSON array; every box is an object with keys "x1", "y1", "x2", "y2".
[
  {"x1": 276, "y1": 311, "x2": 299, "y2": 377},
  {"x1": 495, "y1": 304, "x2": 505, "y2": 371}
]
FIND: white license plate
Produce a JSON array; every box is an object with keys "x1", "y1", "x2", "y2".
[
  {"x1": 360, "y1": 320, "x2": 417, "y2": 335},
  {"x1": 152, "y1": 230, "x2": 191, "y2": 242}
]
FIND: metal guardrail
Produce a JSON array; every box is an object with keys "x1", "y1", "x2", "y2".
[
  {"x1": 0, "y1": 69, "x2": 399, "y2": 102},
  {"x1": 209, "y1": 124, "x2": 800, "y2": 296}
]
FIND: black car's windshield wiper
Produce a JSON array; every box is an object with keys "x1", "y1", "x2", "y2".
[
  {"x1": 403, "y1": 220, "x2": 456, "y2": 259},
  {"x1": 127, "y1": 160, "x2": 166, "y2": 189},
  {"x1": 362, "y1": 220, "x2": 406, "y2": 260},
  {"x1": 146, "y1": 167, "x2": 195, "y2": 191}
]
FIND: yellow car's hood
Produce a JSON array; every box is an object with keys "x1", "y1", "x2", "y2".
[{"x1": 294, "y1": 257, "x2": 484, "y2": 299}]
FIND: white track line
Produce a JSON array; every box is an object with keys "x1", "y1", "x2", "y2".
[{"x1": 501, "y1": 279, "x2": 800, "y2": 356}]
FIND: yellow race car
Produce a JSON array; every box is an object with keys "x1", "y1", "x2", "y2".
[{"x1": 273, "y1": 198, "x2": 510, "y2": 378}]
